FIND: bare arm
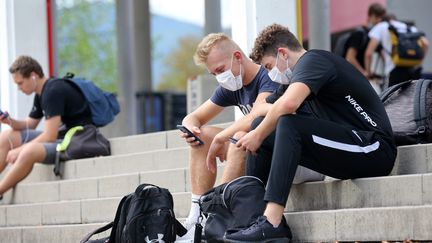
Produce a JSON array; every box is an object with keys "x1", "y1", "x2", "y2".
[
  {"x1": 28, "y1": 116, "x2": 61, "y2": 143},
  {"x1": 420, "y1": 36, "x2": 429, "y2": 58},
  {"x1": 6, "y1": 116, "x2": 60, "y2": 163},
  {"x1": 213, "y1": 92, "x2": 273, "y2": 141},
  {"x1": 346, "y1": 47, "x2": 367, "y2": 77},
  {"x1": 182, "y1": 99, "x2": 224, "y2": 129},
  {"x1": 254, "y1": 83, "x2": 310, "y2": 139},
  {"x1": 1, "y1": 116, "x2": 40, "y2": 131},
  {"x1": 237, "y1": 83, "x2": 311, "y2": 153},
  {"x1": 364, "y1": 38, "x2": 380, "y2": 77}
]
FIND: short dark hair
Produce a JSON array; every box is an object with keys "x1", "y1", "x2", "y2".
[
  {"x1": 368, "y1": 3, "x2": 386, "y2": 18},
  {"x1": 250, "y1": 23, "x2": 302, "y2": 63},
  {"x1": 9, "y1": 55, "x2": 44, "y2": 78}
]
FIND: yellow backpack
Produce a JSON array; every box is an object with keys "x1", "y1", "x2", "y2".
[{"x1": 388, "y1": 23, "x2": 425, "y2": 67}]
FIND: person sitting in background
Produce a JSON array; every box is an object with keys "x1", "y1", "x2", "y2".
[{"x1": 0, "y1": 56, "x2": 95, "y2": 200}]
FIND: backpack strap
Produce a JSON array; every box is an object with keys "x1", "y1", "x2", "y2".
[
  {"x1": 108, "y1": 195, "x2": 130, "y2": 242},
  {"x1": 414, "y1": 79, "x2": 432, "y2": 139},
  {"x1": 380, "y1": 79, "x2": 413, "y2": 102},
  {"x1": 80, "y1": 222, "x2": 113, "y2": 243},
  {"x1": 81, "y1": 195, "x2": 129, "y2": 242},
  {"x1": 175, "y1": 218, "x2": 188, "y2": 236}
]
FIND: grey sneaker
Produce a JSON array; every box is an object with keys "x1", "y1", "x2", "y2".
[{"x1": 224, "y1": 216, "x2": 292, "y2": 243}]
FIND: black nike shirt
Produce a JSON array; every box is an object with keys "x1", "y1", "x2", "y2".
[{"x1": 291, "y1": 49, "x2": 393, "y2": 139}]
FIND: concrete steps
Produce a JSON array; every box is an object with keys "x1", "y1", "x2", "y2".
[
  {"x1": 0, "y1": 223, "x2": 108, "y2": 243},
  {"x1": 287, "y1": 205, "x2": 432, "y2": 242},
  {"x1": 0, "y1": 193, "x2": 190, "y2": 227},
  {"x1": 0, "y1": 127, "x2": 431, "y2": 242},
  {"x1": 0, "y1": 205, "x2": 430, "y2": 243},
  {"x1": 21, "y1": 147, "x2": 189, "y2": 183},
  {"x1": 1, "y1": 172, "x2": 431, "y2": 226}
]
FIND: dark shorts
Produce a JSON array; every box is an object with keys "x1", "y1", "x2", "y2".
[{"x1": 21, "y1": 130, "x2": 61, "y2": 164}]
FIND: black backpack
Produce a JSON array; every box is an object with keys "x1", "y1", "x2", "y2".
[
  {"x1": 81, "y1": 184, "x2": 187, "y2": 243},
  {"x1": 197, "y1": 176, "x2": 267, "y2": 243},
  {"x1": 380, "y1": 79, "x2": 432, "y2": 145},
  {"x1": 333, "y1": 27, "x2": 367, "y2": 57}
]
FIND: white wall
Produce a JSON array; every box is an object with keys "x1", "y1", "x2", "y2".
[
  {"x1": 231, "y1": 0, "x2": 298, "y2": 55},
  {"x1": 231, "y1": 0, "x2": 298, "y2": 119},
  {"x1": 0, "y1": 0, "x2": 49, "y2": 130}
]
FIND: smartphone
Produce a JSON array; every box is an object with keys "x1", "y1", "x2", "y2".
[
  {"x1": 177, "y1": 125, "x2": 204, "y2": 145},
  {"x1": 229, "y1": 137, "x2": 238, "y2": 144},
  {"x1": 0, "y1": 109, "x2": 8, "y2": 118}
]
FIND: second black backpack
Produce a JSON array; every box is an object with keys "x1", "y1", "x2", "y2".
[
  {"x1": 381, "y1": 79, "x2": 432, "y2": 145},
  {"x1": 198, "y1": 176, "x2": 266, "y2": 243},
  {"x1": 81, "y1": 184, "x2": 187, "y2": 243}
]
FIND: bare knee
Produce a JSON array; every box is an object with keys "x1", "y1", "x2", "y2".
[
  {"x1": 190, "y1": 126, "x2": 223, "y2": 154},
  {"x1": 16, "y1": 143, "x2": 46, "y2": 165},
  {"x1": 0, "y1": 130, "x2": 21, "y2": 151},
  {"x1": 199, "y1": 126, "x2": 223, "y2": 142}
]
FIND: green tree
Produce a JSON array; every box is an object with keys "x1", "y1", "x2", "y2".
[
  {"x1": 157, "y1": 35, "x2": 205, "y2": 92},
  {"x1": 57, "y1": 0, "x2": 117, "y2": 92}
]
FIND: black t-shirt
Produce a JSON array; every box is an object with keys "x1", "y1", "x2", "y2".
[
  {"x1": 290, "y1": 49, "x2": 393, "y2": 138},
  {"x1": 345, "y1": 27, "x2": 382, "y2": 69},
  {"x1": 29, "y1": 79, "x2": 93, "y2": 129},
  {"x1": 266, "y1": 84, "x2": 322, "y2": 118},
  {"x1": 345, "y1": 28, "x2": 369, "y2": 68}
]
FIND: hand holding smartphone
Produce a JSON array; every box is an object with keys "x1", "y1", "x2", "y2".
[
  {"x1": 0, "y1": 109, "x2": 9, "y2": 119},
  {"x1": 177, "y1": 125, "x2": 204, "y2": 145}
]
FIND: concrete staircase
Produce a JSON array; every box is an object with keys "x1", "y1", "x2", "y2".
[{"x1": 0, "y1": 128, "x2": 431, "y2": 242}]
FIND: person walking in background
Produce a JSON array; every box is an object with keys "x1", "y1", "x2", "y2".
[
  {"x1": 345, "y1": 3, "x2": 386, "y2": 77},
  {"x1": 365, "y1": 8, "x2": 429, "y2": 87}
]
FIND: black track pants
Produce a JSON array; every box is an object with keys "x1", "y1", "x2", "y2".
[{"x1": 248, "y1": 115, "x2": 397, "y2": 206}]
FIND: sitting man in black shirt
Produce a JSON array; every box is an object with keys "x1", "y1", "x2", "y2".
[
  {"x1": 225, "y1": 24, "x2": 397, "y2": 242},
  {"x1": 0, "y1": 55, "x2": 93, "y2": 199}
]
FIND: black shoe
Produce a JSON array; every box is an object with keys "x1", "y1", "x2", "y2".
[{"x1": 224, "y1": 216, "x2": 292, "y2": 243}]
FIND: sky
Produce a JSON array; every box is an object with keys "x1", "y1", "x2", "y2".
[
  {"x1": 149, "y1": 0, "x2": 231, "y2": 28},
  {"x1": 58, "y1": 0, "x2": 232, "y2": 28}
]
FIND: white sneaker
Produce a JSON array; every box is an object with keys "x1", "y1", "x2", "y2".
[{"x1": 175, "y1": 217, "x2": 207, "y2": 243}]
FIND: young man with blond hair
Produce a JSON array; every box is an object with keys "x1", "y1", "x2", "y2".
[{"x1": 176, "y1": 33, "x2": 279, "y2": 241}]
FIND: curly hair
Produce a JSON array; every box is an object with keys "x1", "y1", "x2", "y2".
[
  {"x1": 9, "y1": 55, "x2": 44, "y2": 78},
  {"x1": 250, "y1": 23, "x2": 302, "y2": 63}
]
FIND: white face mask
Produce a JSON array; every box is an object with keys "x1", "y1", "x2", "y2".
[
  {"x1": 268, "y1": 52, "x2": 292, "y2": 85},
  {"x1": 215, "y1": 54, "x2": 243, "y2": 91}
]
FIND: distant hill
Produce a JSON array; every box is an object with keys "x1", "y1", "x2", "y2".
[{"x1": 151, "y1": 15, "x2": 203, "y2": 87}]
